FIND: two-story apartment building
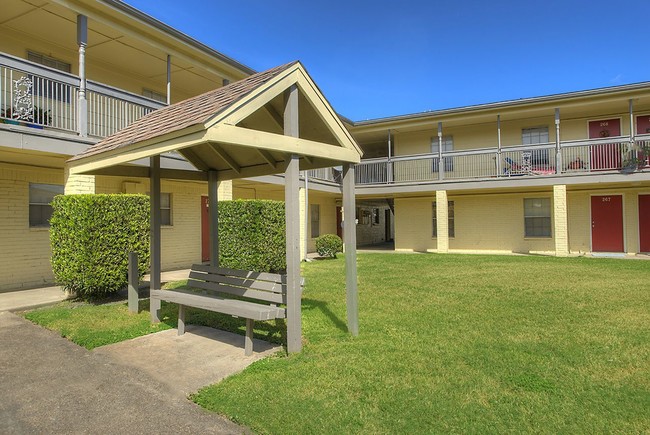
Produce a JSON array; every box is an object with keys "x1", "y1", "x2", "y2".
[
  {"x1": 1, "y1": 0, "x2": 648, "y2": 291},
  {"x1": 341, "y1": 86, "x2": 650, "y2": 256}
]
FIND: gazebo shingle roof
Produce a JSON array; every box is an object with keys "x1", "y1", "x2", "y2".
[{"x1": 70, "y1": 61, "x2": 298, "y2": 162}]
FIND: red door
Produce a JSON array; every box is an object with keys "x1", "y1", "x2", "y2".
[
  {"x1": 201, "y1": 196, "x2": 210, "y2": 262},
  {"x1": 336, "y1": 206, "x2": 343, "y2": 238},
  {"x1": 589, "y1": 119, "x2": 621, "y2": 170},
  {"x1": 591, "y1": 195, "x2": 624, "y2": 252},
  {"x1": 639, "y1": 195, "x2": 650, "y2": 253}
]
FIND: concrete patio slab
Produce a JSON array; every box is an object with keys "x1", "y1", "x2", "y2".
[
  {"x1": 0, "y1": 311, "x2": 248, "y2": 434},
  {"x1": 95, "y1": 325, "x2": 282, "y2": 398}
]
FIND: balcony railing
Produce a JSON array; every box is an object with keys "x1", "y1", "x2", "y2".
[
  {"x1": 0, "y1": 53, "x2": 163, "y2": 138},
  {"x1": 307, "y1": 136, "x2": 649, "y2": 186}
]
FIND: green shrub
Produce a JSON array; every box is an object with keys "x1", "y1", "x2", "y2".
[
  {"x1": 50, "y1": 194, "x2": 150, "y2": 299},
  {"x1": 218, "y1": 200, "x2": 285, "y2": 272},
  {"x1": 315, "y1": 234, "x2": 343, "y2": 258}
]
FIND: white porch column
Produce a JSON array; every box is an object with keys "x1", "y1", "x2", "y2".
[
  {"x1": 436, "y1": 190, "x2": 449, "y2": 253},
  {"x1": 555, "y1": 108, "x2": 561, "y2": 174},
  {"x1": 343, "y1": 163, "x2": 359, "y2": 335},
  {"x1": 77, "y1": 15, "x2": 88, "y2": 137},
  {"x1": 208, "y1": 170, "x2": 219, "y2": 266},
  {"x1": 166, "y1": 55, "x2": 172, "y2": 105},
  {"x1": 437, "y1": 122, "x2": 444, "y2": 180},
  {"x1": 497, "y1": 115, "x2": 502, "y2": 175},
  {"x1": 150, "y1": 155, "x2": 162, "y2": 322},
  {"x1": 553, "y1": 185, "x2": 569, "y2": 257},
  {"x1": 284, "y1": 84, "x2": 302, "y2": 353}
]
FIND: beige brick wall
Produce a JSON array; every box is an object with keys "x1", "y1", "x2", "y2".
[
  {"x1": 0, "y1": 163, "x2": 64, "y2": 290},
  {"x1": 395, "y1": 192, "x2": 557, "y2": 254}
]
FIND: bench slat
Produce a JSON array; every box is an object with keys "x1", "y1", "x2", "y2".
[
  {"x1": 151, "y1": 289, "x2": 285, "y2": 320},
  {"x1": 191, "y1": 264, "x2": 305, "y2": 287},
  {"x1": 191, "y1": 264, "x2": 285, "y2": 283},
  {"x1": 189, "y1": 270, "x2": 284, "y2": 293},
  {"x1": 187, "y1": 278, "x2": 286, "y2": 304}
]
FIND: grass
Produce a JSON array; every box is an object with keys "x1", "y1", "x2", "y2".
[
  {"x1": 23, "y1": 280, "x2": 285, "y2": 350},
  {"x1": 24, "y1": 254, "x2": 650, "y2": 433}
]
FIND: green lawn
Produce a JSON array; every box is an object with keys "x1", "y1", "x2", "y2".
[{"x1": 25, "y1": 254, "x2": 650, "y2": 433}]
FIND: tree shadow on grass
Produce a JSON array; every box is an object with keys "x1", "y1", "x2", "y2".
[{"x1": 302, "y1": 298, "x2": 347, "y2": 333}]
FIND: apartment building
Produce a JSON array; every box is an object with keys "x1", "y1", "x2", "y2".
[{"x1": 1, "y1": 0, "x2": 648, "y2": 291}]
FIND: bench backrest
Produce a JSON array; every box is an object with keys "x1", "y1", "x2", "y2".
[{"x1": 188, "y1": 264, "x2": 304, "y2": 305}]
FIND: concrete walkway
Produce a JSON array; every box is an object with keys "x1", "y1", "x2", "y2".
[
  {"x1": 0, "y1": 269, "x2": 191, "y2": 313},
  {"x1": 0, "y1": 311, "x2": 278, "y2": 433}
]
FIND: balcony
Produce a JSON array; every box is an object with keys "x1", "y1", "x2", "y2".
[
  {"x1": 0, "y1": 53, "x2": 164, "y2": 140},
  {"x1": 308, "y1": 136, "x2": 650, "y2": 187}
]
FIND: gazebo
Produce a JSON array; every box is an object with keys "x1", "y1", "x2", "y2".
[{"x1": 67, "y1": 61, "x2": 362, "y2": 353}]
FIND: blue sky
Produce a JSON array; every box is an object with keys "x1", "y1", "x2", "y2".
[{"x1": 127, "y1": 0, "x2": 650, "y2": 121}]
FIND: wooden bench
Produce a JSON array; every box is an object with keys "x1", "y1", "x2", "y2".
[{"x1": 150, "y1": 264, "x2": 304, "y2": 355}]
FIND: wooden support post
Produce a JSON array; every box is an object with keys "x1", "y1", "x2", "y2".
[
  {"x1": 208, "y1": 170, "x2": 219, "y2": 267},
  {"x1": 343, "y1": 163, "x2": 359, "y2": 336},
  {"x1": 177, "y1": 305, "x2": 186, "y2": 335},
  {"x1": 150, "y1": 155, "x2": 162, "y2": 322},
  {"x1": 245, "y1": 319, "x2": 254, "y2": 356},
  {"x1": 284, "y1": 84, "x2": 302, "y2": 353},
  {"x1": 127, "y1": 251, "x2": 138, "y2": 314}
]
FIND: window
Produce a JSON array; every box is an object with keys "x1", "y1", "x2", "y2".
[
  {"x1": 432, "y1": 201, "x2": 455, "y2": 238},
  {"x1": 431, "y1": 135, "x2": 454, "y2": 171},
  {"x1": 524, "y1": 198, "x2": 551, "y2": 238},
  {"x1": 161, "y1": 193, "x2": 172, "y2": 226},
  {"x1": 143, "y1": 88, "x2": 167, "y2": 103},
  {"x1": 522, "y1": 127, "x2": 549, "y2": 165},
  {"x1": 29, "y1": 183, "x2": 63, "y2": 227},
  {"x1": 310, "y1": 204, "x2": 320, "y2": 238},
  {"x1": 26, "y1": 51, "x2": 72, "y2": 105},
  {"x1": 372, "y1": 208, "x2": 380, "y2": 225},
  {"x1": 27, "y1": 51, "x2": 71, "y2": 73}
]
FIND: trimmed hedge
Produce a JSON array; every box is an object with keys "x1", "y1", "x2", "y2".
[
  {"x1": 315, "y1": 234, "x2": 343, "y2": 258},
  {"x1": 218, "y1": 200, "x2": 285, "y2": 273},
  {"x1": 50, "y1": 194, "x2": 150, "y2": 299}
]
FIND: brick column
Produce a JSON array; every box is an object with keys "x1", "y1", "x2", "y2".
[
  {"x1": 553, "y1": 185, "x2": 569, "y2": 257},
  {"x1": 64, "y1": 166, "x2": 95, "y2": 194},
  {"x1": 216, "y1": 180, "x2": 232, "y2": 200},
  {"x1": 436, "y1": 190, "x2": 449, "y2": 253}
]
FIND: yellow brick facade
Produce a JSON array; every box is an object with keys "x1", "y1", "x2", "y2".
[{"x1": 0, "y1": 163, "x2": 64, "y2": 291}]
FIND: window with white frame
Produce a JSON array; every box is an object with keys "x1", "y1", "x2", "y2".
[
  {"x1": 522, "y1": 127, "x2": 550, "y2": 165},
  {"x1": 26, "y1": 50, "x2": 72, "y2": 105},
  {"x1": 143, "y1": 88, "x2": 167, "y2": 103},
  {"x1": 29, "y1": 183, "x2": 63, "y2": 227},
  {"x1": 310, "y1": 204, "x2": 320, "y2": 238},
  {"x1": 524, "y1": 198, "x2": 551, "y2": 238},
  {"x1": 431, "y1": 135, "x2": 454, "y2": 171},
  {"x1": 161, "y1": 193, "x2": 172, "y2": 226},
  {"x1": 27, "y1": 51, "x2": 71, "y2": 73},
  {"x1": 432, "y1": 201, "x2": 455, "y2": 238}
]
